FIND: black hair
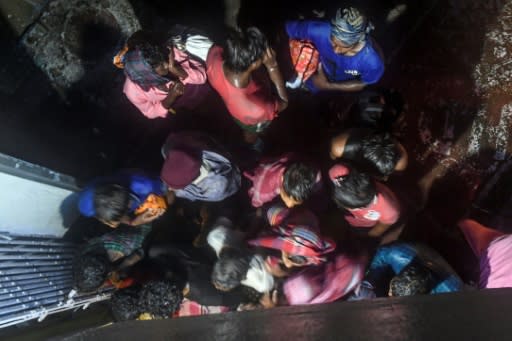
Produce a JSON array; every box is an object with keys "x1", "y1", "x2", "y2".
[
  {"x1": 286, "y1": 254, "x2": 308, "y2": 265},
  {"x1": 138, "y1": 280, "x2": 183, "y2": 319},
  {"x1": 212, "y1": 247, "x2": 251, "y2": 291},
  {"x1": 93, "y1": 184, "x2": 131, "y2": 223},
  {"x1": 361, "y1": 133, "x2": 400, "y2": 176},
  {"x1": 73, "y1": 251, "x2": 111, "y2": 292},
  {"x1": 389, "y1": 263, "x2": 435, "y2": 296},
  {"x1": 223, "y1": 27, "x2": 268, "y2": 73},
  {"x1": 282, "y1": 162, "x2": 319, "y2": 202},
  {"x1": 137, "y1": 41, "x2": 167, "y2": 70},
  {"x1": 111, "y1": 286, "x2": 142, "y2": 321},
  {"x1": 332, "y1": 169, "x2": 376, "y2": 209}
]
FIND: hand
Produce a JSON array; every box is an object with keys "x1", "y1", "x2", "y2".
[
  {"x1": 311, "y1": 63, "x2": 330, "y2": 89},
  {"x1": 259, "y1": 290, "x2": 278, "y2": 308},
  {"x1": 130, "y1": 207, "x2": 166, "y2": 226},
  {"x1": 262, "y1": 47, "x2": 278, "y2": 69},
  {"x1": 168, "y1": 82, "x2": 185, "y2": 96}
]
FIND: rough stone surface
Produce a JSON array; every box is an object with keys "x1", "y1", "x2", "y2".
[
  {"x1": 21, "y1": 0, "x2": 140, "y2": 89},
  {"x1": 0, "y1": 0, "x2": 47, "y2": 36}
]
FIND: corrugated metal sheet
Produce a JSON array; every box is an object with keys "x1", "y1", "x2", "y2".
[{"x1": 0, "y1": 234, "x2": 111, "y2": 328}]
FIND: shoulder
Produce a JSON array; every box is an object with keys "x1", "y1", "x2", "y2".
[
  {"x1": 207, "y1": 45, "x2": 223, "y2": 65},
  {"x1": 376, "y1": 183, "x2": 398, "y2": 204},
  {"x1": 359, "y1": 40, "x2": 385, "y2": 67}
]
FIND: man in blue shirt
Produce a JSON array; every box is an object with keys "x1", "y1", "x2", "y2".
[
  {"x1": 361, "y1": 242, "x2": 464, "y2": 297},
  {"x1": 285, "y1": 7, "x2": 384, "y2": 93}
]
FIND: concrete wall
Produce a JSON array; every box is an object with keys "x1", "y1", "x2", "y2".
[{"x1": 0, "y1": 153, "x2": 79, "y2": 238}]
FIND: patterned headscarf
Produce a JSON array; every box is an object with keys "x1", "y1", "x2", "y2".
[
  {"x1": 124, "y1": 48, "x2": 169, "y2": 91},
  {"x1": 331, "y1": 7, "x2": 374, "y2": 45},
  {"x1": 250, "y1": 205, "x2": 335, "y2": 265}
]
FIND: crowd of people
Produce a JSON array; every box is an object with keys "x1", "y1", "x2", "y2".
[{"x1": 69, "y1": 5, "x2": 512, "y2": 321}]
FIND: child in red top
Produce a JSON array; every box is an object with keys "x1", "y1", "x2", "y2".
[
  {"x1": 243, "y1": 154, "x2": 321, "y2": 208},
  {"x1": 206, "y1": 27, "x2": 288, "y2": 146},
  {"x1": 329, "y1": 164, "x2": 400, "y2": 237}
]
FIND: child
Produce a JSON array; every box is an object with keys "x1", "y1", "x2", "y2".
[
  {"x1": 78, "y1": 172, "x2": 167, "y2": 228},
  {"x1": 111, "y1": 279, "x2": 230, "y2": 321},
  {"x1": 329, "y1": 164, "x2": 400, "y2": 238},
  {"x1": 248, "y1": 204, "x2": 335, "y2": 277},
  {"x1": 73, "y1": 224, "x2": 151, "y2": 292},
  {"x1": 207, "y1": 222, "x2": 275, "y2": 299},
  {"x1": 244, "y1": 154, "x2": 321, "y2": 208},
  {"x1": 330, "y1": 128, "x2": 408, "y2": 179}
]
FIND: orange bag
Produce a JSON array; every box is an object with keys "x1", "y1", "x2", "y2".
[
  {"x1": 289, "y1": 40, "x2": 320, "y2": 85},
  {"x1": 134, "y1": 194, "x2": 168, "y2": 215}
]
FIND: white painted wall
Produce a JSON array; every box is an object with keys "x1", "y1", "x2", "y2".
[{"x1": 0, "y1": 172, "x2": 78, "y2": 237}]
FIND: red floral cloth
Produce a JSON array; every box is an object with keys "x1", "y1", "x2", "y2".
[{"x1": 289, "y1": 39, "x2": 320, "y2": 85}]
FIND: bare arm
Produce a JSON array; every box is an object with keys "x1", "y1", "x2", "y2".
[
  {"x1": 311, "y1": 63, "x2": 366, "y2": 92},
  {"x1": 394, "y1": 143, "x2": 408, "y2": 171},
  {"x1": 330, "y1": 133, "x2": 350, "y2": 159},
  {"x1": 167, "y1": 47, "x2": 188, "y2": 79},
  {"x1": 262, "y1": 48, "x2": 288, "y2": 112},
  {"x1": 129, "y1": 208, "x2": 166, "y2": 226}
]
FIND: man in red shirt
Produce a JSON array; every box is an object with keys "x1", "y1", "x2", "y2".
[{"x1": 206, "y1": 27, "x2": 288, "y2": 148}]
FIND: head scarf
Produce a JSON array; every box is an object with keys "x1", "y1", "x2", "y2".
[
  {"x1": 250, "y1": 205, "x2": 335, "y2": 266},
  {"x1": 160, "y1": 149, "x2": 201, "y2": 189},
  {"x1": 124, "y1": 48, "x2": 169, "y2": 91},
  {"x1": 331, "y1": 7, "x2": 373, "y2": 46}
]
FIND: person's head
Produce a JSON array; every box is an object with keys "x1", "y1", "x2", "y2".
[
  {"x1": 73, "y1": 251, "x2": 111, "y2": 292},
  {"x1": 111, "y1": 287, "x2": 142, "y2": 321},
  {"x1": 224, "y1": 27, "x2": 268, "y2": 73},
  {"x1": 280, "y1": 162, "x2": 319, "y2": 208},
  {"x1": 389, "y1": 263, "x2": 435, "y2": 297},
  {"x1": 361, "y1": 133, "x2": 400, "y2": 177},
  {"x1": 330, "y1": 7, "x2": 371, "y2": 55},
  {"x1": 329, "y1": 164, "x2": 376, "y2": 209},
  {"x1": 161, "y1": 148, "x2": 202, "y2": 190},
  {"x1": 137, "y1": 41, "x2": 169, "y2": 76},
  {"x1": 93, "y1": 184, "x2": 131, "y2": 228},
  {"x1": 249, "y1": 222, "x2": 336, "y2": 269},
  {"x1": 212, "y1": 247, "x2": 251, "y2": 291},
  {"x1": 138, "y1": 280, "x2": 183, "y2": 319}
]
